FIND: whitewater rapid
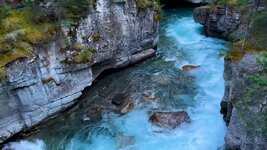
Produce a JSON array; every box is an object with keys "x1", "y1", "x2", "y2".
[{"x1": 3, "y1": 9, "x2": 227, "y2": 150}]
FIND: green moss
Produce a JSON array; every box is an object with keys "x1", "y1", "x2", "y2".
[
  {"x1": 137, "y1": 0, "x2": 149, "y2": 9},
  {"x1": 0, "y1": 8, "x2": 55, "y2": 80},
  {"x1": 42, "y1": 77, "x2": 56, "y2": 84},
  {"x1": 92, "y1": 35, "x2": 102, "y2": 43},
  {"x1": 154, "y1": 13, "x2": 161, "y2": 21},
  {"x1": 237, "y1": 74, "x2": 267, "y2": 137},
  {"x1": 0, "y1": 67, "x2": 6, "y2": 80},
  {"x1": 136, "y1": 0, "x2": 162, "y2": 21},
  {"x1": 73, "y1": 48, "x2": 95, "y2": 64},
  {"x1": 72, "y1": 43, "x2": 84, "y2": 51}
]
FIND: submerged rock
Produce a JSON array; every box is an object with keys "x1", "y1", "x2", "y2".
[
  {"x1": 149, "y1": 111, "x2": 191, "y2": 129},
  {"x1": 182, "y1": 65, "x2": 200, "y2": 71},
  {"x1": 151, "y1": 74, "x2": 172, "y2": 85},
  {"x1": 177, "y1": 76, "x2": 196, "y2": 83},
  {"x1": 112, "y1": 93, "x2": 126, "y2": 106},
  {"x1": 116, "y1": 133, "x2": 135, "y2": 148}
]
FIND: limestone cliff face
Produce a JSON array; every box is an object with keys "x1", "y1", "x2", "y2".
[
  {"x1": 221, "y1": 53, "x2": 267, "y2": 150},
  {"x1": 0, "y1": 0, "x2": 159, "y2": 143},
  {"x1": 193, "y1": 5, "x2": 240, "y2": 40}
]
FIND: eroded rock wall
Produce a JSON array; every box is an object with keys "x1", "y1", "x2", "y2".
[
  {"x1": 221, "y1": 53, "x2": 267, "y2": 150},
  {"x1": 194, "y1": 5, "x2": 240, "y2": 40},
  {"x1": 0, "y1": 0, "x2": 159, "y2": 143}
]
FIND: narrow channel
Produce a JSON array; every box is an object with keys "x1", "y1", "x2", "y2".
[{"x1": 4, "y1": 8, "x2": 227, "y2": 150}]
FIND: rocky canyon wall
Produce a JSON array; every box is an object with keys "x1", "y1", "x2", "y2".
[
  {"x1": 194, "y1": 4, "x2": 267, "y2": 150},
  {"x1": 0, "y1": 0, "x2": 159, "y2": 143}
]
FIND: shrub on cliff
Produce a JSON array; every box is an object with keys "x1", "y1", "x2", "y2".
[
  {"x1": 136, "y1": 0, "x2": 162, "y2": 21},
  {"x1": 237, "y1": 52, "x2": 267, "y2": 138}
]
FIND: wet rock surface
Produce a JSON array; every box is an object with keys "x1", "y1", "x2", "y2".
[{"x1": 149, "y1": 111, "x2": 191, "y2": 129}]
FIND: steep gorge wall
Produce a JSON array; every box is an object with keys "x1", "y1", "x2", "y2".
[
  {"x1": 194, "y1": 4, "x2": 267, "y2": 150},
  {"x1": 221, "y1": 53, "x2": 267, "y2": 150},
  {"x1": 194, "y1": 5, "x2": 240, "y2": 40},
  {"x1": 0, "y1": 0, "x2": 159, "y2": 143}
]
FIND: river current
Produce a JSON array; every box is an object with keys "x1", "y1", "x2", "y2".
[{"x1": 4, "y1": 8, "x2": 227, "y2": 150}]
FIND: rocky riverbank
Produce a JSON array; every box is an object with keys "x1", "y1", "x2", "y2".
[
  {"x1": 0, "y1": 0, "x2": 159, "y2": 143},
  {"x1": 194, "y1": 3, "x2": 267, "y2": 150},
  {"x1": 193, "y1": 5, "x2": 240, "y2": 40},
  {"x1": 221, "y1": 53, "x2": 267, "y2": 150}
]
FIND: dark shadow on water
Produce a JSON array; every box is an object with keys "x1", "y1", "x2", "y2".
[{"x1": 160, "y1": 0, "x2": 205, "y2": 8}]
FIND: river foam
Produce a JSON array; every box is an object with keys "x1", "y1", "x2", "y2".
[{"x1": 4, "y1": 9, "x2": 227, "y2": 150}]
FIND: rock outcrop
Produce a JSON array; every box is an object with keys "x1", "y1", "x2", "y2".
[
  {"x1": 221, "y1": 53, "x2": 267, "y2": 150},
  {"x1": 0, "y1": 0, "x2": 159, "y2": 143},
  {"x1": 194, "y1": 5, "x2": 240, "y2": 40}
]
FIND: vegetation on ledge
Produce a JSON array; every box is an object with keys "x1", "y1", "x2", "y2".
[
  {"x1": 0, "y1": 0, "x2": 97, "y2": 79},
  {"x1": 237, "y1": 52, "x2": 267, "y2": 138},
  {"x1": 213, "y1": 0, "x2": 267, "y2": 61},
  {"x1": 73, "y1": 48, "x2": 95, "y2": 64},
  {"x1": 136, "y1": 0, "x2": 162, "y2": 21},
  {"x1": 213, "y1": 0, "x2": 267, "y2": 138}
]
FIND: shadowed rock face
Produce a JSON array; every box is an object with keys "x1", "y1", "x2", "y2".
[
  {"x1": 149, "y1": 111, "x2": 191, "y2": 129},
  {"x1": 0, "y1": 0, "x2": 159, "y2": 143},
  {"x1": 194, "y1": 6, "x2": 240, "y2": 40}
]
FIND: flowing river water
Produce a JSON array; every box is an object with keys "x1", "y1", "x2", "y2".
[{"x1": 4, "y1": 8, "x2": 228, "y2": 150}]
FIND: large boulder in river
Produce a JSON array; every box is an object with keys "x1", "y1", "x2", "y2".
[
  {"x1": 149, "y1": 111, "x2": 191, "y2": 129},
  {"x1": 182, "y1": 65, "x2": 200, "y2": 71}
]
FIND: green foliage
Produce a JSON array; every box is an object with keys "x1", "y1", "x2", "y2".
[
  {"x1": 237, "y1": 53, "x2": 267, "y2": 138},
  {"x1": 136, "y1": 0, "x2": 162, "y2": 21},
  {"x1": 136, "y1": 0, "x2": 162, "y2": 11},
  {"x1": 22, "y1": 0, "x2": 96, "y2": 24},
  {"x1": 0, "y1": 6, "x2": 56, "y2": 79},
  {"x1": 72, "y1": 43, "x2": 84, "y2": 51},
  {"x1": 137, "y1": 0, "x2": 149, "y2": 9},
  {"x1": 257, "y1": 51, "x2": 267, "y2": 72},
  {"x1": 0, "y1": 1, "x2": 97, "y2": 79},
  {"x1": 92, "y1": 35, "x2": 102, "y2": 43},
  {"x1": 0, "y1": 67, "x2": 6, "y2": 80},
  {"x1": 218, "y1": 51, "x2": 234, "y2": 59},
  {"x1": 0, "y1": 4, "x2": 12, "y2": 22},
  {"x1": 251, "y1": 11, "x2": 267, "y2": 48},
  {"x1": 73, "y1": 48, "x2": 95, "y2": 64},
  {"x1": 60, "y1": 19, "x2": 76, "y2": 29}
]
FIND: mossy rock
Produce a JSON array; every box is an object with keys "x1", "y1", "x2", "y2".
[
  {"x1": 73, "y1": 48, "x2": 95, "y2": 64},
  {"x1": 92, "y1": 35, "x2": 102, "y2": 43},
  {"x1": 72, "y1": 43, "x2": 84, "y2": 51}
]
